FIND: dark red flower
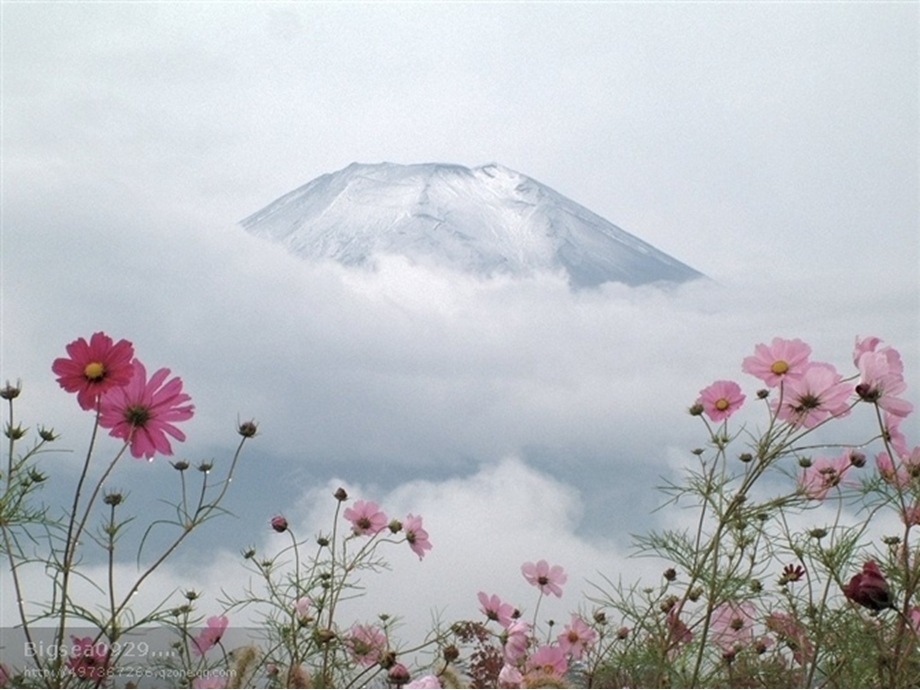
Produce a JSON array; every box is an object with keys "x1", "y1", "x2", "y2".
[
  {"x1": 271, "y1": 515, "x2": 288, "y2": 533},
  {"x1": 843, "y1": 560, "x2": 895, "y2": 611}
]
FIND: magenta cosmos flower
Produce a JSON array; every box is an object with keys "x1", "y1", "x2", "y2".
[
  {"x1": 774, "y1": 363, "x2": 852, "y2": 428},
  {"x1": 843, "y1": 561, "x2": 894, "y2": 611},
  {"x1": 67, "y1": 636, "x2": 110, "y2": 681},
  {"x1": 478, "y1": 591, "x2": 515, "y2": 627},
  {"x1": 98, "y1": 359, "x2": 194, "y2": 460},
  {"x1": 742, "y1": 337, "x2": 812, "y2": 388},
  {"x1": 697, "y1": 380, "x2": 746, "y2": 422},
  {"x1": 52, "y1": 332, "x2": 135, "y2": 410},
  {"x1": 521, "y1": 559, "x2": 567, "y2": 598},
  {"x1": 344, "y1": 500, "x2": 388, "y2": 536},
  {"x1": 403, "y1": 513, "x2": 432, "y2": 560}
]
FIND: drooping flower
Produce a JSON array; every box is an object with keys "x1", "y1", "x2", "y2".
[
  {"x1": 855, "y1": 348, "x2": 913, "y2": 417},
  {"x1": 710, "y1": 601, "x2": 756, "y2": 654},
  {"x1": 526, "y1": 644, "x2": 568, "y2": 678},
  {"x1": 403, "y1": 513, "x2": 432, "y2": 560},
  {"x1": 98, "y1": 359, "x2": 194, "y2": 460},
  {"x1": 67, "y1": 636, "x2": 110, "y2": 680},
  {"x1": 193, "y1": 615, "x2": 229, "y2": 656},
  {"x1": 346, "y1": 623, "x2": 386, "y2": 666},
  {"x1": 478, "y1": 591, "x2": 515, "y2": 627},
  {"x1": 521, "y1": 560, "x2": 567, "y2": 598},
  {"x1": 774, "y1": 363, "x2": 852, "y2": 428},
  {"x1": 557, "y1": 615, "x2": 597, "y2": 660},
  {"x1": 798, "y1": 452, "x2": 853, "y2": 500},
  {"x1": 742, "y1": 337, "x2": 812, "y2": 388},
  {"x1": 843, "y1": 561, "x2": 895, "y2": 611},
  {"x1": 52, "y1": 332, "x2": 135, "y2": 410},
  {"x1": 697, "y1": 380, "x2": 746, "y2": 422},
  {"x1": 503, "y1": 620, "x2": 531, "y2": 665},
  {"x1": 343, "y1": 500, "x2": 388, "y2": 536}
]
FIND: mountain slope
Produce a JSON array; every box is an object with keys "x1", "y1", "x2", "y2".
[{"x1": 240, "y1": 162, "x2": 703, "y2": 288}]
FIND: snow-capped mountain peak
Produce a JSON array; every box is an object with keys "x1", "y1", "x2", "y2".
[{"x1": 240, "y1": 162, "x2": 703, "y2": 288}]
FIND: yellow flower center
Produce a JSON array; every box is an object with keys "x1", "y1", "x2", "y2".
[
  {"x1": 715, "y1": 398, "x2": 730, "y2": 411},
  {"x1": 84, "y1": 362, "x2": 105, "y2": 380},
  {"x1": 771, "y1": 360, "x2": 789, "y2": 375}
]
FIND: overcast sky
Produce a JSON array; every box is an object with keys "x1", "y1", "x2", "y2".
[{"x1": 1, "y1": 2, "x2": 918, "y2": 648}]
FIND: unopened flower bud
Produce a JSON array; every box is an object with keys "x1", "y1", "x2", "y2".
[
  {"x1": 593, "y1": 609, "x2": 607, "y2": 625},
  {"x1": 738, "y1": 452, "x2": 753, "y2": 463},
  {"x1": 28, "y1": 468, "x2": 47, "y2": 483},
  {"x1": 442, "y1": 644, "x2": 460, "y2": 662},
  {"x1": 171, "y1": 460, "x2": 190, "y2": 471},
  {"x1": 756, "y1": 389, "x2": 770, "y2": 399},
  {"x1": 798, "y1": 457, "x2": 813, "y2": 468},
  {"x1": 0, "y1": 380, "x2": 22, "y2": 399},
  {"x1": 379, "y1": 650, "x2": 397, "y2": 670},
  {"x1": 242, "y1": 547, "x2": 256, "y2": 559},
  {"x1": 388, "y1": 519, "x2": 403, "y2": 534},
  {"x1": 271, "y1": 515, "x2": 288, "y2": 533},
  {"x1": 809, "y1": 528, "x2": 827, "y2": 540},
  {"x1": 616, "y1": 626, "x2": 630, "y2": 640},
  {"x1": 184, "y1": 590, "x2": 200, "y2": 601},
  {"x1": 314, "y1": 628, "x2": 336, "y2": 644},
  {"x1": 750, "y1": 579, "x2": 762, "y2": 592},
  {"x1": 103, "y1": 491, "x2": 124, "y2": 506},
  {"x1": 688, "y1": 403, "x2": 705, "y2": 416},
  {"x1": 334, "y1": 487, "x2": 348, "y2": 502},
  {"x1": 663, "y1": 567, "x2": 677, "y2": 582},
  {"x1": 688, "y1": 587, "x2": 703, "y2": 602},
  {"x1": 238, "y1": 420, "x2": 258, "y2": 438},
  {"x1": 883, "y1": 535, "x2": 901, "y2": 546},
  {"x1": 38, "y1": 426, "x2": 58, "y2": 442},
  {"x1": 849, "y1": 451, "x2": 866, "y2": 468},
  {"x1": 691, "y1": 448, "x2": 704, "y2": 456},
  {"x1": 4, "y1": 423, "x2": 25, "y2": 440},
  {"x1": 316, "y1": 535, "x2": 330, "y2": 547},
  {"x1": 660, "y1": 595, "x2": 679, "y2": 613},
  {"x1": 197, "y1": 461, "x2": 213, "y2": 473}
]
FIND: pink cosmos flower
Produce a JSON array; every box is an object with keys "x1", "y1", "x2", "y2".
[
  {"x1": 526, "y1": 644, "x2": 568, "y2": 678},
  {"x1": 293, "y1": 596, "x2": 312, "y2": 622},
  {"x1": 346, "y1": 623, "x2": 386, "y2": 666},
  {"x1": 856, "y1": 349, "x2": 913, "y2": 418},
  {"x1": 498, "y1": 664, "x2": 523, "y2": 688},
  {"x1": 742, "y1": 337, "x2": 812, "y2": 387},
  {"x1": 798, "y1": 452, "x2": 853, "y2": 500},
  {"x1": 343, "y1": 500, "x2": 388, "y2": 536},
  {"x1": 192, "y1": 677, "x2": 227, "y2": 689},
  {"x1": 910, "y1": 606, "x2": 920, "y2": 634},
  {"x1": 876, "y1": 451, "x2": 913, "y2": 488},
  {"x1": 774, "y1": 363, "x2": 852, "y2": 428},
  {"x1": 478, "y1": 591, "x2": 515, "y2": 627},
  {"x1": 98, "y1": 359, "x2": 194, "y2": 460},
  {"x1": 902, "y1": 504, "x2": 920, "y2": 526},
  {"x1": 67, "y1": 636, "x2": 110, "y2": 681},
  {"x1": 521, "y1": 560, "x2": 567, "y2": 598},
  {"x1": 710, "y1": 601, "x2": 756, "y2": 653},
  {"x1": 697, "y1": 380, "x2": 745, "y2": 422},
  {"x1": 844, "y1": 561, "x2": 895, "y2": 611},
  {"x1": 404, "y1": 513, "x2": 432, "y2": 560},
  {"x1": 52, "y1": 332, "x2": 135, "y2": 410},
  {"x1": 193, "y1": 615, "x2": 229, "y2": 656},
  {"x1": 503, "y1": 620, "x2": 531, "y2": 665},
  {"x1": 883, "y1": 412, "x2": 910, "y2": 457},
  {"x1": 557, "y1": 615, "x2": 597, "y2": 660},
  {"x1": 667, "y1": 608, "x2": 693, "y2": 649},
  {"x1": 405, "y1": 674, "x2": 442, "y2": 689}
]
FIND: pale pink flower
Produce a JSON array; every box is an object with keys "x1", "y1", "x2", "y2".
[
  {"x1": 883, "y1": 412, "x2": 910, "y2": 457},
  {"x1": 503, "y1": 620, "x2": 531, "y2": 665},
  {"x1": 902, "y1": 505, "x2": 920, "y2": 526},
  {"x1": 0, "y1": 663, "x2": 10, "y2": 688},
  {"x1": 98, "y1": 359, "x2": 194, "y2": 459},
  {"x1": 557, "y1": 615, "x2": 597, "y2": 660},
  {"x1": 697, "y1": 380, "x2": 745, "y2": 422},
  {"x1": 193, "y1": 615, "x2": 229, "y2": 656},
  {"x1": 293, "y1": 596, "x2": 312, "y2": 622},
  {"x1": 478, "y1": 591, "x2": 515, "y2": 627},
  {"x1": 192, "y1": 677, "x2": 227, "y2": 689},
  {"x1": 877, "y1": 451, "x2": 912, "y2": 488},
  {"x1": 526, "y1": 644, "x2": 568, "y2": 678},
  {"x1": 742, "y1": 337, "x2": 812, "y2": 387},
  {"x1": 799, "y1": 452, "x2": 853, "y2": 500},
  {"x1": 710, "y1": 601, "x2": 756, "y2": 653},
  {"x1": 667, "y1": 608, "x2": 693, "y2": 648},
  {"x1": 521, "y1": 560, "x2": 567, "y2": 598},
  {"x1": 347, "y1": 623, "x2": 385, "y2": 666},
  {"x1": 405, "y1": 675, "x2": 442, "y2": 689},
  {"x1": 856, "y1": 350, "x2": 912, "y2": 417},
  {"x1": 53, "y1": 332, "x2": 136, "y2": 410},
  {"x1": 343, "y1": 500, "x2": 387, "y2": 536},
  {"x1": 498, "y1": 664, "x2": 523, "y2": 688},
  {"x1": 909, "y1": 606, "x2": 920, "y2": 634},
  {"x1": 404, "y1": 513, "x2": 432, "y2": 560},
  {"x1": 775, "y1": 363, "x2": 852, "y2": 428}
]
